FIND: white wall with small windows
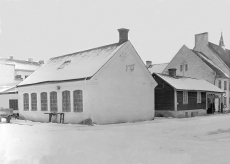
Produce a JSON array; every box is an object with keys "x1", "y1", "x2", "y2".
[
  {"x1": 215, "y1": 78, "x2": 229, "y2": 111},
  {"x1": 162, "y1": 45, "x2": 216, "y2": 84},
  {"x1": 18, "y1": 80, "x2": 92, "y2": 123},
  {"x1": 17, "y1": 41, "x2": 157, "y2": 124}
]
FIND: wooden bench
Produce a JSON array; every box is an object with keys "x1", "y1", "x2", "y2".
[{"x1": 44, "y1": 112, "x2": 64, "y2": 124}]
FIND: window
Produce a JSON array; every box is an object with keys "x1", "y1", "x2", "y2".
[
  {"x1": 180, "y1": 65, "x2": 183, "y2": 72},
  {"x1": 25, "y1": 75, "x2": 28, "y2": 79},
  {"x1": 73, "y1": 90, "x2": 83, "y2": 112},
  {"x1": 50, "y1": 91, "x2": 58, "y2": 112},
  {"x1": 185, "y1": 64, "x2": 188, "y2": 71},
  {"x1": 197, "y1": 92, "x2": 201, "y2": 103},
  {"x1": 183, "y1": 91, "x2": 188, "y2": 104},
  {"x1": 224, "y1": 81, "x2": 227, "y2": 90},
  {"x1": 31, "y1": 93, "x2": 37, "y2": 111},
  {"x1": 224, "y1": 97, "x2": 227, "y2": 105},
  {"x1": 218, "y1": 80, "x2": 221, "y2": 89},
  {"x1": 41, "y1": 92, "x2": 48, "y2": 111},
  {"x1": 23, "y1": 93, "x2": 29, "y2": 111},
  {"x1": 9, "y1": 99, "x2": 18, "y2": 110},
  {"x1": 58, "y1": 60, "x2": 71, "y2": 69},
  {"x1": 62, "y1": 91, "x2": 71, "y2": 112}
]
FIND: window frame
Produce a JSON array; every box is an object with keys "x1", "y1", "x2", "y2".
[
  {"x1": 31, "y1": 93, "x2": 37, "y2": 111},
  {"x1": 62, "y1": 90, "x2": 71, "y2": 112},
  {"x1": 224, "y1": 81, "x2": 227, "y2": 90},
  {"x1": 185, "y1": 64, "x2": 188, "y2": 71},
  {"x1": 23, "y1": 93, "x2": 29, "y2": 111},
  {"x1": 50, "y1": 91, "x2": 58, "y2": 112},
  {"x1": 41, "y1": 92, "x2": 48, "y2": 111},
  {"x1": 224, "y1": 97, "x2": 227, "y2": 105},
  {"x1": 180, "y1": 65, "x2": 183, "y2": 72},
  {"x1": 197, "y1": 92, "x2": 201, "y2": 103},
  {"x1": 218, "y1": 80, "x2": 221, "y2": 89},
  {"x1": 73, "y1": 90, "x2": 83, "y2": 112},
  {"x1": 183, "y1": 91, "x2": 188, "y2": 104}
]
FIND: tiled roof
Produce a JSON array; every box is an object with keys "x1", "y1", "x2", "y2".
[
  {"x1": 192, "y1": 50, "x2": 229, "y2": 79},
  {"x1": 148, "y1": 63, "x2": 168, "y2": 74},
  {"x1": 208, "y1": 42, "x2": 230, "y2": 68},
  {"x1": 154, "y1": 73, "x2": 224, "y2": 93},
  {"x1": 18, "y1": 42, "x2": 127, "y2": 87},
  {"x1": 0, "y1": 58, "x2": 41, "y2": 71}
]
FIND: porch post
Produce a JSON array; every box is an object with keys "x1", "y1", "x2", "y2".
[{"x1": 174, "y1": 89, "x2": 177, "y2": 111}]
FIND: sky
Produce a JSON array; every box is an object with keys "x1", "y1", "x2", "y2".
[{"x1": 0, "y1": 0, "x2": 230, "y2": 64}]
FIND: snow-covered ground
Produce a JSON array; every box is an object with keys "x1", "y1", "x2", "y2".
[{"x1": 0, "y1": 114, "x2": 230, "y2": 164}]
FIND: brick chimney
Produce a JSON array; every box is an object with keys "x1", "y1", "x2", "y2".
[
  {"x1": 194, "y1": 32, "x2": 208, "y2": 50},
  {"x1": 168, "y1": 68, "x2": 177, "y2": 78},
  {"x1": 118, "y1": 28, "x2": 129, "y2": 43},
  {"x1": 146, "y1": 61, "x2": 152, "y2": 68}
]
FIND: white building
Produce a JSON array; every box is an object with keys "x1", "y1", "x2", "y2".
[
  {"x1": 17, "y1": 29, "x2": 157, "y2": 124},
  {"x1": 193, "y1": 32, "x2": 230, "y2": 112},
  {"x1": 161, "y1": 45, "x2": 229, "y2": 113},
  {"x1": 0, "y1": 57, "x2": 42, "y2": 114}
]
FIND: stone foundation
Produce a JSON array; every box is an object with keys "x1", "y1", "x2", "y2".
[{"x1": 155, "y1": 109, "x2": 207, "y2": 118}]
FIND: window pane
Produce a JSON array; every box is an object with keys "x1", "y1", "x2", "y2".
[
  {"x1": 23, "y1": 93, "x2": 29, "y2": 111},
  {"x1": 41, "y1": 92, "x2": 48, "y2": 111},
  {"x1": 62, "y1": 91, "x2": 71, "y2": 112},
  {"x1": 50, "y1": 91, "x2": 58, "y2": 112},
  {"x1": 31, "y1": 93, "x2": 37, "y2": 111},
  {"x1": 74, "y1": 90, "x2": 83, "y2": 112},
  {"x1": 224, "y1": 81, "x2": 227, "y2": 90}
]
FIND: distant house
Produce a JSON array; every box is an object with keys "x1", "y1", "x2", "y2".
[
  {"x1": 0, "y1": 58, "x2": 42, "y2": 114},
  {"x1": 162, "y1": 45, "x2": 229, "y2": 113},
  {"x1": 17, "y1": 29, "x2": 157, "y2": 124},
  {"x1": 153, "y1": 69, "x2": 224, "y2": 118},
  {"x1": 193, "y1": 32, "x2": 230, "y2": 112}
]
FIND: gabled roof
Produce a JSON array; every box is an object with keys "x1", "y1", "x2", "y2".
[
  {"x1": 0, "y1": 58, "x2": 41, "y2": 71},
  {"x1": 154, "y1": 73, "x2": 224, "y2": 93},
  {"x1": 208, "y1": 42, "x2": 230, "y2": 68},
  {"x1": 192, "y1": 50, "x2": 229, "y2": 79},
  {"x1": 148, "y1": 63, "x2": 168, "y2": 74},
  {"x1": 18, "y1": 42, "x2": 127, "y2": 87}
]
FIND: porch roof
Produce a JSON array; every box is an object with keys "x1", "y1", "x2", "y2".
[{"x1": 154, "y1": 73, "x2": 225, "y2": 93}]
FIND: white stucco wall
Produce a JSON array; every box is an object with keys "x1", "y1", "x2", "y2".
[
  {"x1": 0, "y1": 93, "x2": 18, "y2": 109},
  {"x1": 163, "y1": 45, "x2": 216, "y2": 84},
  {"x1": 90, "y1": 42, "x2": 157, "y2": 124},
  {"x1": 0, "y1": 64, "x2": 15, "y2": 85},
  {"x1": 17, "y1": 42, "x2": 157, "y2": 124},
  {"x1": 18, "y1": 81, "x2": 93, "y2": 123}
]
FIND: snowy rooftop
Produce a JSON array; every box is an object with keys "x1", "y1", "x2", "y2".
[
  {"x1": 148, "y1": 63, "x2": 168, "y2": 74},
  {"x1": 0, "y1": 85, "x2": 17, "y2": 93},
  {"x1": 0, "y1": 58, "x2": 41, "y2": 71},
  {"x1": 155, "y1": 73, "x2": 224, "y2": 93},
  {"x1": 192, "y1": 50, "x2": 229, "y2": 79},
  {"x1": 18, "y1": 42, "x2": 126, "y2": 86}
]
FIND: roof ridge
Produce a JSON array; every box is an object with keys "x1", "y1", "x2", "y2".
[
  {"x1": 156, "y1": 73, "x2": 201, "y2": 80},
  {"x1": 51, "y1": 42, "x2": 126, "y2": 60},
  {"x1": 152, "y1": 63, "x2": 168, "y2": 65}
]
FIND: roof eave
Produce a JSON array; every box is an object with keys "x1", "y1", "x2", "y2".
[{"x1": 17, "y1": 77, "x2": 92, "y2": 88}]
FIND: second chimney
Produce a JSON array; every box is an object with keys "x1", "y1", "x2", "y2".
[
  {"x1": 28, "y1": 58, "x2": 33, "y2": 62},
  {"x1": 168, "y1": 68, "x2": 177, "y2": 78},
  {"x1": 146, "y1": 61, "x2": 152, "y2": 68},
  {"x1": 118, "y1": 28, "x2": 129, "y2": 43}
]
